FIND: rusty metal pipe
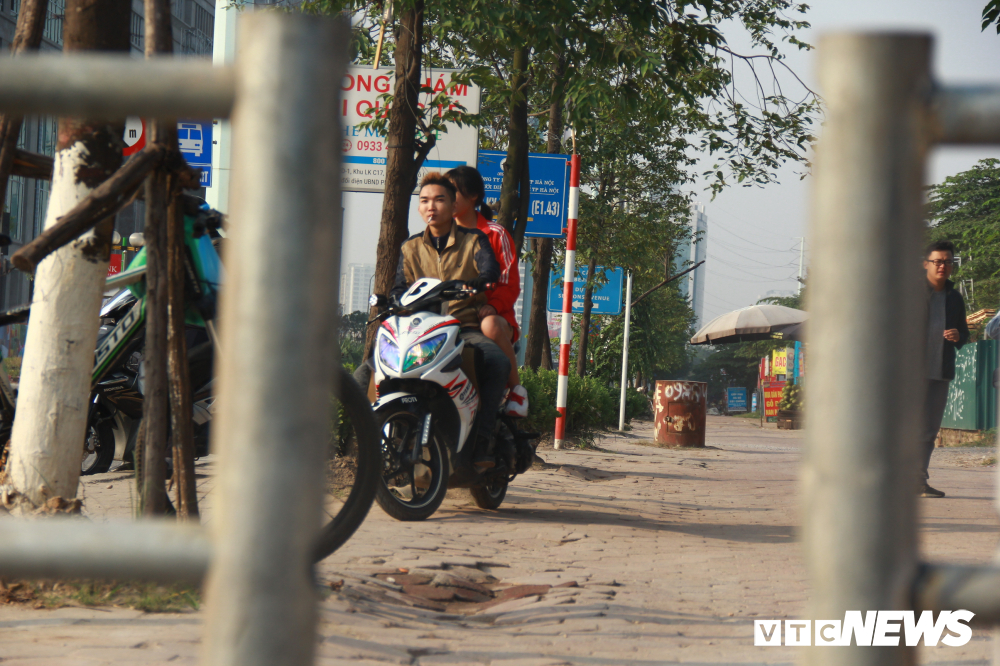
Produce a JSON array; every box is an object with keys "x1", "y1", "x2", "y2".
[
  {"x1": 912, "y1": 563, "x2": 1000, "y2": 625},
  {"x1": 933, "y1": 86, "x2": 1000, "y2": 145},
  {"x1": 0, "y1": 54, "x2": 234, "y2": 119}
]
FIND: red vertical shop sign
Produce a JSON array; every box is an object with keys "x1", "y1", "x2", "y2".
[
  {"x1": 107, "y1": 253, "x2": 122, "y2": 277},
  {"x1": 763, "y1": 381, "x2": 786, "y2": 420}
]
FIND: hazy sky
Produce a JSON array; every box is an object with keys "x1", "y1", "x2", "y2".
[{"x1": 341, "y1": 0, "x2": 1000, "y2": 324}]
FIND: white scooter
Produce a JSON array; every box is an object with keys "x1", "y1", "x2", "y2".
[{"x1": 367, "y1": 278, "x2": 538, "y2": 521}]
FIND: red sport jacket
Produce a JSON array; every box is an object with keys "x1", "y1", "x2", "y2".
[{"x1": 475, "y1": 213, "x2": 521, "y2": 340}]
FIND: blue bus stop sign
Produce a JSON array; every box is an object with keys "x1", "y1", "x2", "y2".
[
  {"x1": 477, "y1": 150, "x2": 569, "y2": 238},
  {"x1": 547, "y1": 266, "x2": 624, "y2": 315},
  {"x1": 177, "y1": 119, "x2": 213, "y2": 188}
]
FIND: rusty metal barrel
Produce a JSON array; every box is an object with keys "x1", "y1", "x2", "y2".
[{"x1": 654, "y1": 380, "x2": 707, "y2": 447}]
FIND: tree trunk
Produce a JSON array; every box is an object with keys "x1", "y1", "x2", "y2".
[
  {"x1": 576, "y1": 256, "x2": 597, "y2": 377},
  {"x1": 541, "y1": 333, "x2": 553, "y2": 370},
  {"x1": 140, "y1": 0, "x2": 175, "y2": 516},
  {"x1": 0, "y1": 0, "x2": 49, "y2": 214},
  {"x1": 364, "y1": 0, "x2": 424, "y2": 357},
  {"x1": 167, "y1": 198, "x2": 198, "y2": 519},
  {"x1": 496, "y1": 45, "x2": 530, "y2": 253},
  {"x1": 524, "y1": 55, "x2": 565, "y2": 370},
  {"x1": 3, "y1": 0, "x2": 129, "y2": 511}
]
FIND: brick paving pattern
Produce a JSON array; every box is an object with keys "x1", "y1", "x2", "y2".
[{"x1": 0, "y1": 416, "x2": 996, "y2": 664}]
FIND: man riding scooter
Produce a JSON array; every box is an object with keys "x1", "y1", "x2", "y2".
[{"x1": 388, "y1": 172, "x2": 509, "y2": 469}]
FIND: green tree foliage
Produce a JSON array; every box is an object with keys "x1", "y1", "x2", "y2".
[
  {"x1": 984, "y1": 0, "x2": 1000, "y2": 34},
  {"x1": 926, "y1": 158, "x2": 1000, "y2": 311},
  {"x1": 589, "y1": 284, "x2": 694, "y2": 385},
  {"x1": 338, "y1": 310, "x2": 370, "y2": 370},
  {"x1": 308, "y1": 0, "x2": 819, "y2": 385}
]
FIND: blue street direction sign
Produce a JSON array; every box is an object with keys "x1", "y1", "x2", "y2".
[
  {"x1": 547, "y1": 266, "x2": 624, "y2": 315},
  {"x1": 727, "y1": 387, "x2": 748, "y2": 413},
  {"x1": 477, "y1": 150, "x2": 569, "y2": 238},
  {"x1": 178, "y1": 119, "x2": 212, "y2": 187}
]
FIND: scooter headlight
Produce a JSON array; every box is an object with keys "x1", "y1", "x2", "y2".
[
  {"x1": 403, "y1": 333, "x2": 447, "y2": 373},
  {"x1": 378, "y1": 334, "x2": 400, "y2": 371}
]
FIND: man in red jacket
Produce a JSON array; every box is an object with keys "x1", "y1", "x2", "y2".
[{"x1": 447, "y1": 166, "x2": 528, "y2": 418}]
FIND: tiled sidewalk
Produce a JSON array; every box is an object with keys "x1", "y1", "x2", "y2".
[{"x1": 1, "y1": 417, "x2": 997, "y2": 664}]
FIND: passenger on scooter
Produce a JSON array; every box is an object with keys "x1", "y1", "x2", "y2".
[
  {"x1": 445, "y1": 166, "x2": 528, "y2": 418},
  {"x1": 390, "y1": 172, "x2": 510, "y2": 468}
]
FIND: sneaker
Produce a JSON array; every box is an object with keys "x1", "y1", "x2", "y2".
[
  {"x1": 473, "y1": 435, "x2": 495, "y2": 469},
  {"x1": 920, "y1": 484, "x2": 945, "y2": 498},
  {"x1": 505, "y1": 384, "x2": 529, "y2": 418}
]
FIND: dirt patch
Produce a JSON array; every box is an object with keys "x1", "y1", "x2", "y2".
[
  {"x1": 556, "y1": 465, "x2": 625, "y2": 482},
  {"x1": 0, "y1": 579, "x2": 200, "y2": 612}
]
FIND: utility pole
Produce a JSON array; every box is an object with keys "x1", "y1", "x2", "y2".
[{"x1": 795, "y1": 236, "x2": 806, "y2": 294}]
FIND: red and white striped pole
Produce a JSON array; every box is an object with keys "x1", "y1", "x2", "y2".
[{"x1": 554, "y1": 153, "x2": 581, "y2": 450}]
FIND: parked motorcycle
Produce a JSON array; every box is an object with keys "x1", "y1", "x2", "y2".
[
  {"x1": 367, "y1": 278, "x2": 538, "y2": 521},
  {"x1": 82, "y1": 199, "x2": 223, "y2": 474},
  {"x1": 0, "y1": 200, "x2": 223, "y2": 475},
  {"x1": 83, "y1": 289, "x2": 215, "y2": 474}
]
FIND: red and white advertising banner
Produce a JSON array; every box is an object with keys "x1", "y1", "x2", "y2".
[{"x1": 340, "y1": 67, "x2": 481, "y2": 193}]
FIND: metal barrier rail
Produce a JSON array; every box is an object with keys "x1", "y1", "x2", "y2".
[
  {"x1": 806, "y1": 33, "x2": 1000, "y2": 665},
  {"x1": 0, "y1": 13, "x2": 347, "y2": 666},
  {"x1": 0, "y1": 54, "x2": 234, "y2": 119},
  {"x1": 0, "y1": 519, "x2": 209, "y2": 584}
]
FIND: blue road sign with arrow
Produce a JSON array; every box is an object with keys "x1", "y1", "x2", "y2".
[{"x1": 547, "y1": 265, "x2": 624, "y2": 315}]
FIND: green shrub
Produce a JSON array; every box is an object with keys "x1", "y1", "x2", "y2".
[
  {"x1": 519, "y1": 367, "x2": 648, "y2": 439},
  {"x1": 625, "y1": 387, "x2": 651, "y2": 422}
]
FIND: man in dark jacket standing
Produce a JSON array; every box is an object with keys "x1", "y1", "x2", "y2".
[{"x1": 921, "y1": 240, "x2": 970, "y2": 498}]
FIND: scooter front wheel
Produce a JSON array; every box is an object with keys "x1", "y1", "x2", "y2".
[{"x1": 374, "y1": 408, "x2": 448, "y2": 521}]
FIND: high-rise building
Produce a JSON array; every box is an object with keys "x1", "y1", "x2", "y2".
[
  {"x1": 0, "y1": 0, "x2": 216, "y2": 313},
  {"x1": 340, "y1": 263, "x2": 376, "y2": 314},
  {"x1": 674, "y1": 202, "x2": 708, "y2": 325}
]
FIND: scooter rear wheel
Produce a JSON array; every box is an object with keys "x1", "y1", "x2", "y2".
[
  {"x1": 469, "y1": 477, "x2": 507, "y2": 510},
  {"x1": 374, "y1": 408, "x2": 448, "y2": 521}
]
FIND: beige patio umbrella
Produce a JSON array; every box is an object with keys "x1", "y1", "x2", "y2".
[{"x1": 689, "y1": 304, "x2": 807, "y2": 345}]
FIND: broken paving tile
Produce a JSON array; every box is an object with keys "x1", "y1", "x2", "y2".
[
  {"x1": 451, "y1": 587, "x2": 491, "y2": 603},
  {"x1": 429, "y1": 572, "x2": 491, "y2": 596},
  {"x1": 475, "y1": 594, "x2": 542, "y2": 615},
  {"x1": 402, "y1": 585, "x2": 456, "y2": 601},
  {"x1": 378, "y1": 574, "x2": 433, "y2": 586},
  {"x1": 444, "y1": 565, "x2": 498, "y2": 585},
  {"x1": 383, "y1": 589, "x2": 447, "y2": 612},
  {"x1": 495, "y1": 584, "x2": 551, "y2": 602}
]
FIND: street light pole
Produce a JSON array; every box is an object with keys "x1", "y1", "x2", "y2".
[{"x1": 618, "y1": 270, "x2": 633, "y2": 431}]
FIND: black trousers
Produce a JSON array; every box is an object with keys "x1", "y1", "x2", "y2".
[
  {"x1": 921, "y1": 379, "x2": 951, "y2": 482},
  {"x1": 458, "y1": 329, "x2": 510, "y2": 445}
]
